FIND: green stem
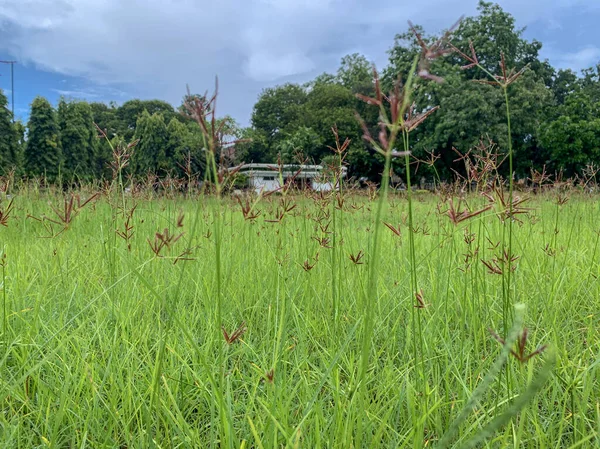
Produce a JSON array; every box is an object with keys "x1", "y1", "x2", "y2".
[
  {"x1": 2, "y1": 249, "x2": 6, "y2": 340},
  {"x1": 356, "y1": 140, "x2": 393, "y2": 448},
  {"x1": 503, "y1": 86, "x2": 514, "y2": 325}
]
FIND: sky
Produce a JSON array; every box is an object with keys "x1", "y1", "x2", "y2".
[{"x1": 0, "y1": 0, "x2": 599, "y2": 126}]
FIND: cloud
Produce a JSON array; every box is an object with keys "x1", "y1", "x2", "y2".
[
  {"x1": 244, "y1": 52, "x2": 315, "y2": 81},
  {"x1": 51, "y1": 84, "x2": 128, "y2": 99},
  {"x1": 51, "y1": 88, "x2": 99, "y2": 99},
  {"x1": 554, "y1": 46, "x2": 600, "y2": 71},
  {"x1": 0, "y1": 0, "x2": 74, "y2": 30},
  {"x1": 0, "y1": 0, "x2": 599, "y2": 124}
]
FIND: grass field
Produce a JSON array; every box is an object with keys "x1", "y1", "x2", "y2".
[{"x1": 0, "y1": 188, "x2": 598, "y2": 448}]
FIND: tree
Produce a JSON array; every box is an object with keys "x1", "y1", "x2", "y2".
[
  {"x1": 211, "y1": 116, "x2": 242, "y2": 166},
  {"x1": 117, "y1": 99, "x2": 178, "y2": 140},
  {"x1": 382, "y1": 26, "x2": 422, "y2": 88},
  {"x1": 551, "y1": 69, "x2": 579, "y2": 106},
  {"x1": 384, "y1": 1, "x2": 556, "y2": 179},
  {"x1": 166, "y1": 118, "x2": 188, "y2": 175},
  {"x1": 183, "y1": 122, "x2": 208, "y2": 176},
  {"x1": 0, "y1": 89, "x2": 19, "y2": 174},
  {"x1": 131, "y1": 111, "x2": 169, "y2": 177},
  {"x1": 25, "y1": 97, "x2": 62, "y2": 182},
  {"x1": 58, "y1": 99, "x2": 98, "y2": 181},
  {"x1": 90, "y1": 101, "x2": 120, "y2": 138},
  {"x1": 166, "y1": 117, "x2": 205, "y2": 178},
  {"x1": 250, "y1": 84, "x2": 308, "y2": 160},
  {"x1": 580, "y1": 64, "x2": 600, "y2": 105},
  {"x1": 540, "y1": 88, "x2": 600, "y2": 176},
  {"x1": 12, "y1": 120, "x2": 26, "y2": 176},
  {"x1": 90, "y1": 101, "x2": 121, "y2": 178},
  {"x1": 275, "y1": 126, "x2": 323, "y2": 163},
  {"x1": 310, "y1": 72, "x2": 338, "y2": 86},
  {"x1": 449, "y1": 1, "x2": 552, "y2": 83},
  {"x1": 302, "y1": 83, "x2": 363, "y2": 164},
  {"x1": 235, "y1": 127, "x2": 269, "y2": 164},
  {"x1": 337, "y1": 53, "x2": 373, "y2": 94},
  {"x1": 179, "y1": 92, "x2": 210, "y2": 117},
  {"x1": 337, "y1": 54, "x2": 379, "y2": 159}
]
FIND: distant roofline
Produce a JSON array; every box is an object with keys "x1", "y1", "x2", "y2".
[{"x1": 228, "y1": 163, "x2": 347, "y2": 178}]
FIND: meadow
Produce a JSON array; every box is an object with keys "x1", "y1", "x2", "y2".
[{"x1": 0, "y1": 183, "x2": 598, "y2": 448}]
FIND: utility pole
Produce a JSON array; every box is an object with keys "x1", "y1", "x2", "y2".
[{"x1": 0, "y1": 60, "x2": 16, "y2": 122}]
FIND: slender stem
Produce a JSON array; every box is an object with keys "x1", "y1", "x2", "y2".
[
  {"x1": 2, "y1": 250, "x2": 6, "y2": 340},
  {"x1": 356, "y1": 137, "x2": 394, "y2": 448},
  {"x1": 403, "y1": 127, "x2": 429, "y2": 441},
  {"x1": 504, "y1": 86, "x2": 514, "y2": 323},
  {"x1": 331, "y1": 188, "x2": 338, "y2": 319},
  {"x1": 356, "y1": 56, "x2": 421, "y2": 447},
  {"x1": 502, "y1": 85, "x2": 515, "y2": 396}
]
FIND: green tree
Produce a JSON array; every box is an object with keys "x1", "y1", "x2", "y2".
[
  {"x1": 12, "y1": 120, "x2": 26, "y2": 175},
  {"x1": 117, "y1": 99, "x2": 178, "y2": 140},
  {"x1": 303, "y1": 83, "x2": 362, "y2": 163},
  {"x1": 166, "y1": 117, "x2": 199, "y2": 177},
  {"x1": 275, "y1": 126, "x2": 323, "y2": 163},
  {"x1": 90, "y1": 101, "x2": 120, "y2": 138},
  {"x1": 541, "y1": 117, "x2": 600, "y2": 177},
  {"x1": 250, "y1": 83, "x2": 308, "y2": 160},
  {"x1": 25, "y1": 97, "x2": 62, "y2": 182},
  {"x1": 449, "y1": 1, "x2": 553, "y2": 83},
  {"x1": 384, "y1": 1, "x2": 555, "y2": 178},
  {"x1": 58, "y1": 99, "x2": 99, "y2": 181},
  {"x1": 178, "y1": 92, "x2": 210, "y2": 117},
  {"x1": 183, "y1": 121, "x2": 208, "y2": 176},
  {"x1": 131, "y1": 111, "x2": 169, "y2": 177},
  {"x1": 580, "y1": 64, "x2": 600, "y2": 105},
  {"x1": 0, "y1": 89, "x2": 19, "y2": 174},
  {"x1": 337, "y1": 53, "x2": 373, "y2": 94},
  {"x1": 235, "y1": 127, "x2": 269, "y2": 164},
  {"x1": 540, "y1": 88, "x2": 600, "y2": 176},
  {"x1": 551, "y1": 69, "x2": 579, "y2": 106},
  {"x1": 90, "y1": 101, "x2": 121, "y2": 178},
  {"x1": 311, "y1": 72, "x2": 338, "y2": 86}
]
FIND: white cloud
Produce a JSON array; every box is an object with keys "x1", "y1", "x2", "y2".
[
  {"x1": 0, "y1": 0, "x2": 599, "y2": 123},
  {"x1": 51, "y1": 88, "x2": 99, "y2": 98},
  {"x1": 244, "y1": 52, "x2": 315, "y2": 81},
  {"x1": 554, "y1": 46, "x2": 600, "y2": 71},
  {"x1": 0, "y1": 0, "x2": 74, "y2": 30},
  {"x1": 51, "y1": 84, "x2": 128, "y2": 100}
]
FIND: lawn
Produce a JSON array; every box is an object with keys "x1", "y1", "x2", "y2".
[{"x1": 0, "y1": 188, "x2": 598, "y2": 448}]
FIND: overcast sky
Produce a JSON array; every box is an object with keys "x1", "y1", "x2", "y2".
[{"x1": 0, "y1": 0, "x2": 599, "y2": 126}]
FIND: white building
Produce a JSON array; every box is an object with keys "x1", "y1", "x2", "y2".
[{"x1": 231, "y1": 163, "x2": 347, "y2": 193}]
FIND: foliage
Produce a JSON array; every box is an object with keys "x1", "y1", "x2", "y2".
[
  {"x1": 383, "y1": 1, "x2": 557, "y2": 179},
  {"x1": 275, "y1": 126, "x2": 323, "y2": 163},
  {"x1": 117, "y1": 99, "x2": 180, "y2": 140},
  {"x1": 0, "y1": 89, "x2": 18, "y2": 174},
  {"x1": 166, "y1": 118, "x2": 207, "y2": 178},
  {"x1": 250, "y1": 83, "x2": 308, "y2": 161},
  {"x1": 58, "y1": 99, "x2": 99, "y2": 182},
  {"x1": 12, "y1": 120, "x2": 26, "y2": 176},
  {"x1": 131, "y1": 110, "x2": 170, "y2": 177},
  {"x1": 25, "y1": 96, "x2": 62, "y2": 182}
]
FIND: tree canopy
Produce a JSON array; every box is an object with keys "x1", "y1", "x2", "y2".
[{"x1": 25, "y1": 97, "x2": 62, "y2": 182}]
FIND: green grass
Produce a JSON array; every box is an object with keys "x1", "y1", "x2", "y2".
[{"x1": 0, "y1": 190, "x2": 598, "y2": 448}]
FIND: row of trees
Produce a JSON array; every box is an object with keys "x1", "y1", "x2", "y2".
[
  {"x1": 0, "y1": 93, "x2": 231, "y2": 183},
  {"x1": 1, "y1": 2, "x2": 599, "y2": 184}
]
